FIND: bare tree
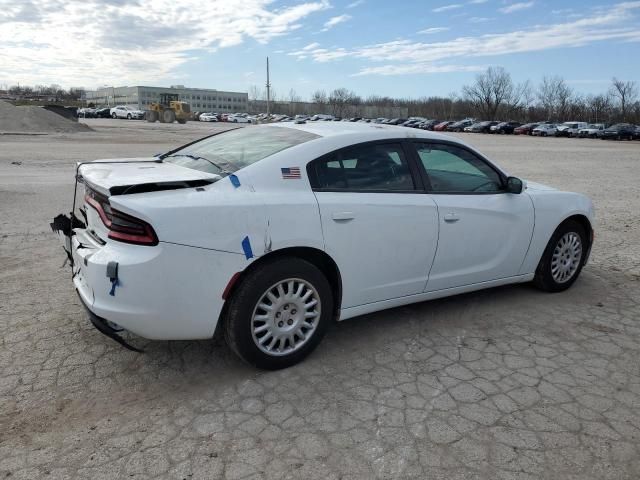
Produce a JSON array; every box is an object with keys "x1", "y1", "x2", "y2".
[
  {"x1": 310, "y1": 89, "x2": 327, "y2": 105},
  {"x1": 328, "y1": 88, "x2": 357, "y2": 117},
  {"x1": 585, "y1": 94, "x2": 611, "y2": 123},
  {"x1": 248, "y1": 85, "x2": 262, "y2": 101},
  {"x1": 462, "y1": 67, "x2": 520, "y2": 120},
  {"x1": 537, "y1": 76, "x2": 573, "y2": 121},
  {"x1": 610, "y1": 77, "x2": 638, "y2": 121}
]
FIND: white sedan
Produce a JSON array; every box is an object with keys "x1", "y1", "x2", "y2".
[
  {"x1": 532, "y1": 124, "x2": 557, "y2": 137},
  {"x1": 110, "y1": 105, "x2": 145, "y2": 120},
  {"x1": 199, "y1": 112, "x2": 218, "y2": 122},
  {"x1": 52, "y1": 123, "x2": 594, "y2": 369},
  {"x1": 228, "y1": 115, "x2": 251, "y2": 123}
]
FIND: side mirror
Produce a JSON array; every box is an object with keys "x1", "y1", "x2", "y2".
[{"x1": 506, "y1": 176, "x2": 525, "y2": 194}]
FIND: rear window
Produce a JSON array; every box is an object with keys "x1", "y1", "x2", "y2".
[{"x1": 164, "y1": 126, "x2": 319, "y2": 175}]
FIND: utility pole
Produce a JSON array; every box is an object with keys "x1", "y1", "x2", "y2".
[{"x1": 266, "y1": 57, "x2": 271, "y2": 116}]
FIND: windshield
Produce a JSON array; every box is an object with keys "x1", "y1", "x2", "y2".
[{"x1": 164, "y1": 126, "x2": 320, "y2": 176}]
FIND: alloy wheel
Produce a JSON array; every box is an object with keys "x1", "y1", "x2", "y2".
[
  {"x1": 251, "y1": 278, "x2": 321, "y2": 356},
  {"x1": 551, "y1": 232, "x2": 582, "y2": 284}
]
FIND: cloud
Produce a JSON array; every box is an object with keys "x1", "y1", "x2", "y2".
[
  {"x1": 418, "y1": 27, "x2": 450, "y2": 34},
  {"x1": 322, "y1": 14, "x2": 352, "y2": 30},
  {"x1": 302, "y1": 42, "x2": 322, "y2": 50},
  {"x1": 500, "y1": 2, "x2": 535, "y2": 14},
  {"x1": 347, "y1": 0, "x2": 365, "y2": 7},
  {"x1": 0, "y1": 0, "x2": 330, "y2": 87},
  {"x1": 352, "y1": 64, "x2": 485, "y2": 76},
  {"x1": 469, "y1": 16, "x2": 491, "y2": 22},
  {"x1": 290, "y1": 2, "x2": 640, "y2": 76},
  {"x1": 468, "y1": 0, "x2": 488, "y2": 3},
  {"x1": 432, "y1": 4, "x2": 463, "y2": 12}
]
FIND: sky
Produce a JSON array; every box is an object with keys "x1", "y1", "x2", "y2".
[{"x1": 1, "y1": 0, "x2": 639, "y2": 100}]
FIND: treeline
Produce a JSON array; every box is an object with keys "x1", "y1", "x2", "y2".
[
  {"x1": 251, "y1": 68, "x2": 639, "y2": 123},
  {"x1": 1, "y1": 84, "x2": 86, "y2": 102}
]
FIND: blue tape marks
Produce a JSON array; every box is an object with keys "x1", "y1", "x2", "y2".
[
  {"x1": 229, "y1": 174, "x2": 241, "y2": 188},
  {"x1": 109, "y1": 278, "x2": 119, "y2": 296},
  {"x1": 241, "y1": 236, "x2": 254, "y2": 259}
]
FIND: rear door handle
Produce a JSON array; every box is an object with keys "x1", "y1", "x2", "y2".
[
  {"x1": 332, "y1": 211, "x2": 355, "y2": 221},
  {"x1": 443, "y1": 213, "x2": 459, "y2": 223}
]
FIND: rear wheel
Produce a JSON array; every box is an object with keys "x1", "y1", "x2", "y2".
[
  {"x1": 534, "y1": 220, "x2": 587, "y2": 292},
  {"x1": 163, "y1": 110, "x2": 176, "y2": 123},
  {"x1": 146, "y1": 111, "x2": 158, "y2": 122},
  {"x1": 111, "y1": 113, "x2": 117, "y2": 119},
  {"x1": 127, "y1": 113, "x2": 132, "y2": 120},
  {"x1": 224, "y1": 258, "x2": 333, "y2": 370},
  {"x1": 177, "y1": 118, "x2": 187, "y2": 124}
]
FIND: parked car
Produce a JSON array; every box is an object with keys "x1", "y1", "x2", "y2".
[
  {"x1": 433, "y1": 121, "x2": 452, "y2": 131},
  {"x1": 53, "y1": 123, "x2": 594, "y2": 369},
  {"x1": 94, "y1": 107, "x2": 112, "y2": 118},
  {"x1": 418, "y1": 120, "x2": 441, "y2": 130},
  {"x1": 556, "y1": 122, "x2": 588, "y2": 137},
  {"x1": 468, "y1": 121, "x2": 500, "y2": 133},
  {"x1": 514, "y1": 123, "x2": 539, "y2": 135},
  {"x1": 199, "y1": 112, "x2": 218, "y2": 122},
  {"x1": 577, "y1": 124, "x2": 605, "y2": 138},
  {"x1": 447, "y1": 119, "x2": 474, "y2": 132},
  {"x1": 110, "y1": 105, "x2": 145, "y2": 120},
  {"x1": 600, "y1": 123, "x2": 637, "y2": 140},
  {"x1": 491, "y1": 121, "x2": 521, "y2": 134},
  {"x1": 228, "y1": 115, "x2": 251, "y2": 124},
  {"x1": 532, "y1": 124, "x2": 557, "y2": 137}
]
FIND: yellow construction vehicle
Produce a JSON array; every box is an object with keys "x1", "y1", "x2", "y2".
[{"x1": 145, "y1": 93, "x2": 190, "y2": 124}]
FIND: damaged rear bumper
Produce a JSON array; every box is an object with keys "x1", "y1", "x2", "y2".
[{"x1": 52, "y1": 213, "x2": 248, "y2": 342}]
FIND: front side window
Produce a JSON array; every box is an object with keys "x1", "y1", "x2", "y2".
[
  {"x1": 415, "y1": 143, "x2": 503, "y2": 193},
  {"x1": 164, "y1": 126, "x2": 319, "y2": 176},
  {"x1": 311, "y1": 143, "x2": 415, "y2": 191}
]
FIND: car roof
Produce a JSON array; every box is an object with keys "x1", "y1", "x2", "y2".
[{"x1": 266, "y1": 121, "x2": 464, "y2": 144}]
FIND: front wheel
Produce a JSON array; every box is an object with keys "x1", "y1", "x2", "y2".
[
  {"x1": 534, "y1": 220, "x2": 587, "y2": 292},
  {"x1": 224, "y1": 258, "x2": 333, "y2": 369},
  {"x1": 111, "y1": 113, "x2": 117, "y2": 119}
]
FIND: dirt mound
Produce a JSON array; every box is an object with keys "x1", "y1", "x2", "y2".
[{"x1": 0, "y1": 100, "x2": 91, "y2": 134}]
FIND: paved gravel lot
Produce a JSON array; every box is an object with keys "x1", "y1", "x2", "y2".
[{"x1": 1, "y1": 119, "x2": 639, "y2": 479}]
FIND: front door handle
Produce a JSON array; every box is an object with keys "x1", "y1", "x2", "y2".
[
  {"x1": 443, "y1": 213, "x2": 459, "y2": 223},
  {"x1": 332, "y1": 211, "x2": 355, "y2": 221}
]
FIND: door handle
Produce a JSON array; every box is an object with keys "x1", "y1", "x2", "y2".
[
  {"x1": 443, "y1": 213, "x2": 459, "y2": 223},
  {"x1": 332, "y1": 211, "x2": 355, "y2": 221}
]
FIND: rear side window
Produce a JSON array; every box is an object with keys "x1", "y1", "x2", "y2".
[
  {"x1": 166, "y1": 126, "x2": 320, "y2": 175},
  {"x1": 310, "y1": 143, "x2": 415, "y2": 191}
]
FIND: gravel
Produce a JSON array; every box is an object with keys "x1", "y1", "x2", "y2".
[
  {"x1": 1, "y1": 119, "x2": 639, "y2": 479},
  {"x1": 0, "y1": 100, "x2": 91, "y2": 134}
]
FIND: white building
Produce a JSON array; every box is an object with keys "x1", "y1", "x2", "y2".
[{"x1": 86, "y1": 85, "x2": 248, "y2": 112}]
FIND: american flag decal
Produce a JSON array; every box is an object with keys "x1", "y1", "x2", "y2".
[{"x1": 281, "y1": 167, "x2": 301, "y2": 179}]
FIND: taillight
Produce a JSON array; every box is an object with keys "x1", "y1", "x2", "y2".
[
  {"x1": 108, "y1": 209, "x2": 158, "y2": 246},
  {"x1": 85, "y1": 191, "x2": 158, "y2": 246}
]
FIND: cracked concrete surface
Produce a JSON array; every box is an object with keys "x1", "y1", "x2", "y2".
[{"x1": 1, "y1": 120, "x2": 639, "y2": 479}]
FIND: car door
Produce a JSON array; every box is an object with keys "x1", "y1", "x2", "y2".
[
  {"x1": 412, "y1": 141, "x2": 534, "y2": 292},
  {"x1": 309, "y1": 141, "x2": 439, "y2": 309}
]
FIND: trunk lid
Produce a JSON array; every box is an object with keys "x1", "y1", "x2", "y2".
[
  {"x1": 78, "y1": 157, "x2": 221, "y2": 242},
  {"x1": 79, "y1": 157, "x2": 221, "y2": 197}
]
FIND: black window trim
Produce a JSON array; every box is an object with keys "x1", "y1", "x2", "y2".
[
  {"x1": 307, "y1": 139, "x2": 426, "y2": 194},
  {"x1": 409, "y1": 139, "x2": 509, "y2": 195}
]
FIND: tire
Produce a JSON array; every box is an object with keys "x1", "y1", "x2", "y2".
[
  {"x1": 111, "y1": 113, "x2": 117, "y2": 119},
  {"x1": 127, "y1": 114, "x2": 132, "y2": 120},
  {"x1": 146, "y1": 111, "x2": 158, "y2": 122},
  {"x1": 224, "y1": 257, "x2": 333, "y2": 370},
  {"x1": 163, "y1": 109, "x2": 175, "y2": 123},
  {"x1": 177, "y1": 118, "x2": 187, "y2": 124},
  {"x1": 534, "y1": 220, "x2": 587, "y2": 292}
]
